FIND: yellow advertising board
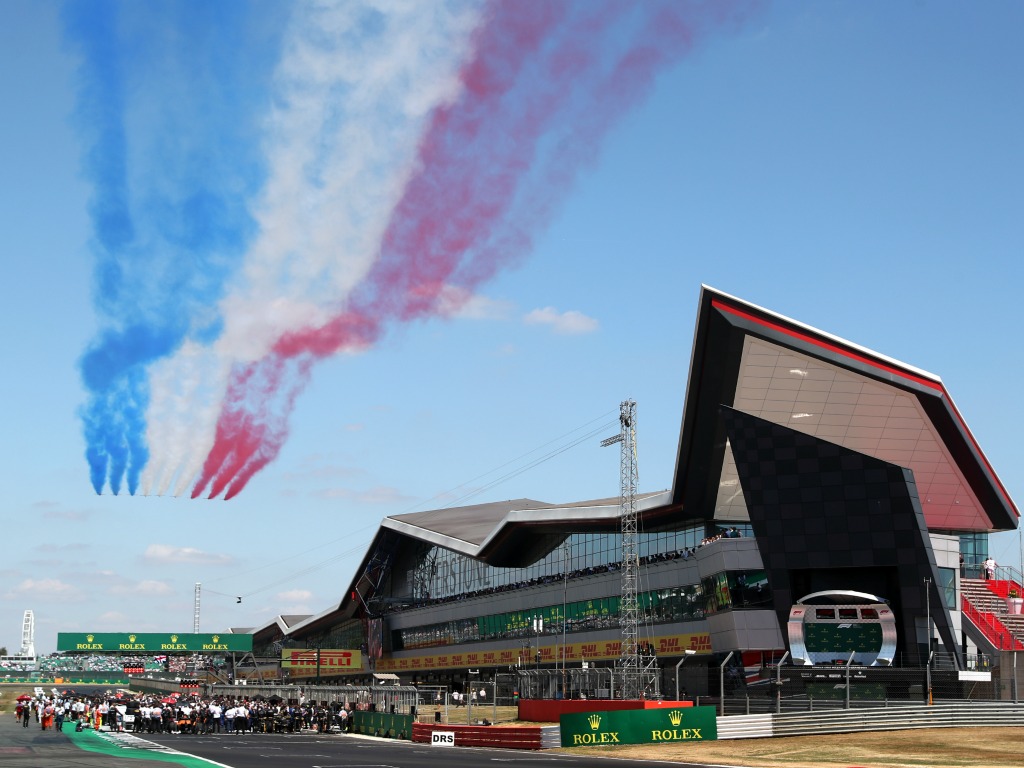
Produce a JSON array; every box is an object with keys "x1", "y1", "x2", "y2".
[
  {"x1": 374, "y1": 632, "x2": 710, "y2": 673},
  {"x1": 281, "y1": 648, "x2": 363, "y2": 677}
]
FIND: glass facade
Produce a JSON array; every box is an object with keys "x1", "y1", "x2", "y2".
[
  {"x1": 392, "y1": 568, "x2": 770, "y2": 651},
  {"x1": 291, "y1": 621, "x2": 365, "y2": 653},
  {"x1": 406, "y1": 523, "x2": 752, "y2": 602}
]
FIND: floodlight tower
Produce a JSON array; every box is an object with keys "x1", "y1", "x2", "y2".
[
  {"x1": 601, "y1": 399, "x2": 640, "y2": 700},
  {"x1": 194, "y1": 583, "x2": 201, "y2": 633},
  {"x1": 20, "y1": 610, "x2": 36, "y2": 658}
]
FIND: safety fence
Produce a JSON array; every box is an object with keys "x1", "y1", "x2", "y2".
[
  {"x1": 716, "y1": 701, "x2": 1024, "y2": 739},
  {"x1": 513, "y1": 649, "x2": 1024, "y2": 715},
  {"x1": 130, "y1": 678, "x2": 420, "y2": 714},
  {"x1": 719, "y1": 654, "x2": 1024, "y2": 716}
]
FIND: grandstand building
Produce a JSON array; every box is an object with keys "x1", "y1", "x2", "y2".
[{"x1": 247, "y1": 286, "x2": 1019, "y2": 698}]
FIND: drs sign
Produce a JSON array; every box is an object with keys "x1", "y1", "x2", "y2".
[{"x1": 431, "y1": 731, "x2": 455, "y2": 746}]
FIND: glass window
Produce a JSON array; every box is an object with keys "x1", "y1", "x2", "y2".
[
  {"x1": 398, "y1": 566, "x2": 773, "y2": 649},
  {"x1": 938, "y1": 567, "x2": 957, "y2": 610},
  {"x1": 406, "y1": 525, "x2": 703, "y2": 602},
  {"x1": 958, "y1": 533, "x2": 988, "y2": 575}
]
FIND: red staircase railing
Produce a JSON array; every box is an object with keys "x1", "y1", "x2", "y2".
[{"x1": 961, "y1": 579, "x2": 1024, "y2": 651}]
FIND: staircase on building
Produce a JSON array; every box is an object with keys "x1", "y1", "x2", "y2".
[{"x1": 961, "y1": 577, "x2": 1024, "y2": 653}]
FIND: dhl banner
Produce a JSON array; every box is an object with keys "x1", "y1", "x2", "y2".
[
  {"x1": 281, "y1": 649, "x2": 363, "y2": 677},
  {"x1": 375, "y1": 632, "x2": 710, "y2": 673}
]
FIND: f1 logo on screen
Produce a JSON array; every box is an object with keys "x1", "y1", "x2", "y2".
[{"x1": 431, "y1": 731, "x2": 456, "y2": 746}]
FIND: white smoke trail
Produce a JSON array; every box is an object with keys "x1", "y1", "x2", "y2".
[
  {"x1": 141, "y1": 0, "x2": 483, "y2": 495},
  {"x1": 140, "y1": 342, "x2": 230, "y2": 496}
]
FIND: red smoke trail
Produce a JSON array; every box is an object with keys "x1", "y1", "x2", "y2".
[
  {"x1": 195, "y1": 0, "x2": 756, "y2": 499},
  {"x1": 193, "y1": 311, "x2": 381, "y2": 498}
]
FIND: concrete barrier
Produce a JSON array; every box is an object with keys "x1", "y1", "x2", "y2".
[{"x1": 411, "y1": 722, "x2": 558, "y2": 749}]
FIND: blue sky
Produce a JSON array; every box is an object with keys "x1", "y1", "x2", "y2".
[{"x1": 1, "y1": 1, "x2": 1022, "y2": 655}]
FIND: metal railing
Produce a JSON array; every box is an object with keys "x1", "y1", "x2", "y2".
[
  {"x1": 714, "y1": 656, "x2": 1024, "y2": 716},
  {"x1": 716, "y1": 701, "x2": 1024, "y2": 739},
  {"x1": 130, "y1": 678, "x2": 420, "y2": 715}
]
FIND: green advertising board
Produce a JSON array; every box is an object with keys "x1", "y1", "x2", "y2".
[
  {"x1": 351, "y1": 711, "x2": 413, "y2": 739},
  {"x1": 56, "y1": 632, "x2": 252, "y2": 653},
  {"x1": 560, "y1": 706, "x2": 717, "y2": 747}
]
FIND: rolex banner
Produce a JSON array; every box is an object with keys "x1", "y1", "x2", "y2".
[
  {"x1": 560, "y1": 706, "x2": 717, "y2": 747},
  {"x1": 57, "y1": 633, "x2": 252, "y2": 653}
]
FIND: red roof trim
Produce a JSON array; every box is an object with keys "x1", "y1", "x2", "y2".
[
  {"x1": 711, "y1": 297, "x2": 1019, "y2": 520},
  {"x1": 712, "y1": 298, "x2": 943, "y2": 392}
]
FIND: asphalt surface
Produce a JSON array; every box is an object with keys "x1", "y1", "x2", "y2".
[
  {"x1": 0, "y1": 713, "x2": 177, "y2": 767},
  {"x1": 0, "y1": 712, "x2": 730, "y2": 768},
  {"x1": 140, "y1": 730, "x2": 731, "y2": 768},
  {"x1": 145, "y1": 731, "x2": 572, "y2": 768}
]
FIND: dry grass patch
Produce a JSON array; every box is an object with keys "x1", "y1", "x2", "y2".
[{"x1": 557, "y1": 727, "x2": 1024, "y2": 768}]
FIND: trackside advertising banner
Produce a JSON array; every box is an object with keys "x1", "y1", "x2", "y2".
[
  {"x1": 376, "y1": 632, "x2": 710, "y2": 673},
  {"x1": 560, "y1": 706, "x2": 717, "y2": 747},
  {"x1": 281, "y1": 649, "x2": 363, "y2": 676},
  {"x1": 57, "y1": 633, "x2": 252, "y2": 653}
]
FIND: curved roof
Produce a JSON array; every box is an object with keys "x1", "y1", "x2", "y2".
[
  {"x1": 675, "y1": 286, "x2": 1018, "y2": 531},
  {"x1": 385, "y1": 492, "x2": 673, "y2": 567}
]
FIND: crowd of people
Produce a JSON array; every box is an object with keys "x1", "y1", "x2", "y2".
[
  {"x1": 11, "y1": 689, "x2": 357, "y2": 735},
  {"x1": 32, "y1": 653, "x2": 223, "y2": 674},
  {"x1": 37, "y1": 654, "x2": 164, "y2": 673},
  {"x1": 13, "y1": 693, "x2": 71, "y2": 732}
]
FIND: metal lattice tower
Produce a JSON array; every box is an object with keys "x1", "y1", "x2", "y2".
[
  {"x1": 20, "y1": 610, "x2": 35, "y2": 657},
  {"x1": 602, "y1": 400, "x2": 640, "y2": 699},
  {"x1": 194, "y1": 583, "x2": 201, "y2": 633}
]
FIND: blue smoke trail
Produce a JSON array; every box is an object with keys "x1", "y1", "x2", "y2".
[{"x1": 64, "y1": 0, "x2": 290, "y2": 493}]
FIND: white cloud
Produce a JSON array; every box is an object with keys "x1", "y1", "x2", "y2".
[
  {"x1": 313, "y1": 485, "x2": 415, "y2": 504},
  {"x1": 38, "y1": 504, "x2": 95, "y2": 522},
  {"x1": 142, "y1": 544, "x2": 233, "y2": 566},
  {"x1": 112, "y1": 580, "x2": 174, "y2": 596},
  {"x1": 277, "y1": 589, "x2": 312, "y2": 602},
  {"x1": 4, "y1": 578, "x2": 79, "y2": 601},
  {"x1": 281, "y1": 463, "x2": 365, "y2": 483},
  {"x1": 523, "y1": 307, "x2": 599, "y2": 335},
  {"x1": 34, "y1": 542, "x2": 89, "y2": 553}
]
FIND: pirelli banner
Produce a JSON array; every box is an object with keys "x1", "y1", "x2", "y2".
[
  {"x1": 57, "y1": 633, "x2": 252, "y2": 653},
  {"x1": 560, "y1": 706, "x2": 717, "y2": 747},
  {"x1": 281, "y1": 649, "x2": 363, "y2": 676}
]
